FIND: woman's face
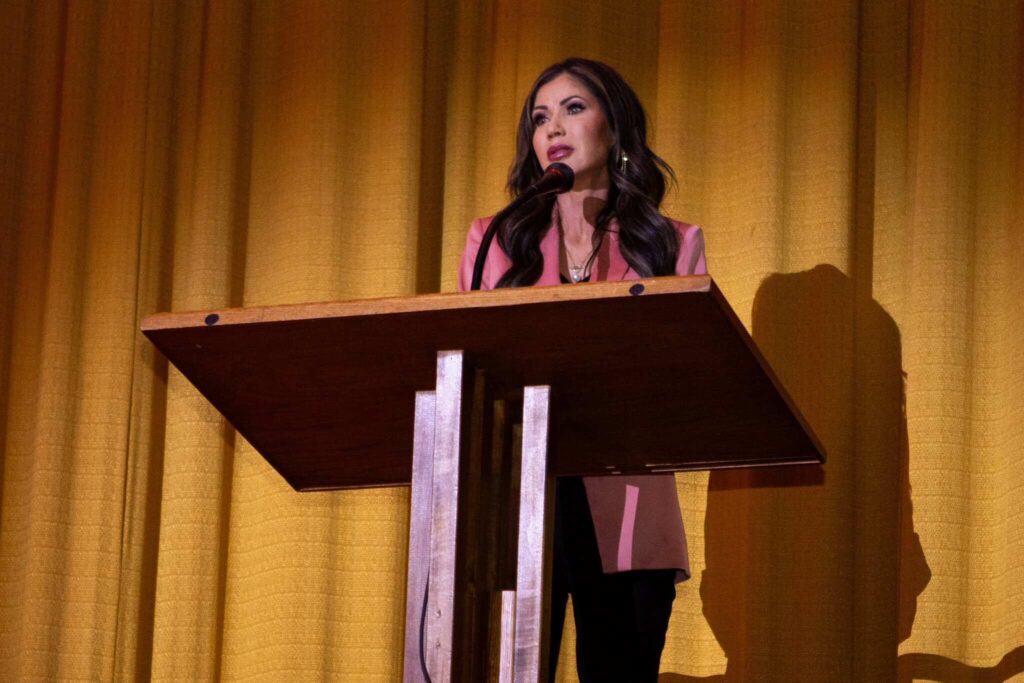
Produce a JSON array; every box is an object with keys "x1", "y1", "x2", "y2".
[{"x1": 531, "y1": 73, "x2": 614, "y2": 190}]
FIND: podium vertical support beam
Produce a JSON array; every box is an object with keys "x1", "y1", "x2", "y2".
[
  {"x1": 423, "y1": 350, "x2": 471, "y2": 682},
  {"x1": 404, "y1": 391, "x2": 437, "y2": 683},
  {"x1": 514, "y1": 385, "x2": 553, "y2": 682},
  {"x1": 497, "y1": 590, "x2": 516, "y2": 683}
]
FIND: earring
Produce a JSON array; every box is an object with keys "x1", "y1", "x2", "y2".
[{"x1": 619, "y1": 150, "x2": 629, "y2": 174}]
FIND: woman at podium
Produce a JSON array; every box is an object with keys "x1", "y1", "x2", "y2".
[{"x1": 458, "y1": 57, "x2": 706, "y2": 682}]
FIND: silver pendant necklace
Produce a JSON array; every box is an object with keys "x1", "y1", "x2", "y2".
[
  {"x1": 566, "y1": 251, "x2": 588, "y2": 283},
  {"x1": 559, "y1": 214, "x2": 601, "y2": 283}
]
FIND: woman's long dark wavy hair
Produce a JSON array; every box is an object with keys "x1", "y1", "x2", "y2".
[{"x1": 494, "y1": 58, "x2": 680, "y2": 288}]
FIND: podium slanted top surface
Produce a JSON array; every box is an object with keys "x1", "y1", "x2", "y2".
[{"x1": 142, "y1": 275, "x2": 824, "y2": 491}]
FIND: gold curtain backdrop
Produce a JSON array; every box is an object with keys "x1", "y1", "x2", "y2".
[{"x1": 0, "y1": 0, "x2": 1021, "y2": 680}]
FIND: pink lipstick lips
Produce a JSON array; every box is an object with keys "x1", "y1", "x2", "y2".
[{"x1": 547, "y1": 144, "x2": 573, "y2": 161}]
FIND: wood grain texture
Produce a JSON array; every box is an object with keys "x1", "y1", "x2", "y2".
[
  {"x1": 140, "y1": 276, "x2": 824, "y2": 491},
  {"x1": 513, "y1": 386, "x2": 553, "y2": 683},
  {"x1": 141, "y1": 275, "x2": 713, "y2": 330},
  {"x1": 451, "y1": 369, "x2": 493, "y2": 681},
  {"x1": 498, "y1": 590, "x2": 516, "y2": 683},
  {"x1": 403, "y1": 391, "x2": 436, "y2": 683},
  {"x1": 423, "y1": 352, "x2": 466, "y2": 682},
  {"x1": 403, "y1": 361, "x2": 505, "y2": 682}
]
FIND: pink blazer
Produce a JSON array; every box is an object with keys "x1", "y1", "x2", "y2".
[{"x1": 458, "y1": 206, "x2": 707, "y2": 579}]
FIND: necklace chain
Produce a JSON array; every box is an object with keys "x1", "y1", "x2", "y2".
[
  {"x1": 557, "y1": 209, "x2": 601, "y2": 283},
  {"x1": 565, "y1": 248, "x2": 589, "y2": 282},
  {"x1": 562, "y1": 232, "x2": 600, "y2": 282}
]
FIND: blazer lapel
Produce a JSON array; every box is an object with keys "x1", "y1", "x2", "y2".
[
  {"x1": 538, "y1": 220, "x2": 561, "y2": 285},
  {"x1": 600, "y1": 226, "x2": 637, "y2": 282}
]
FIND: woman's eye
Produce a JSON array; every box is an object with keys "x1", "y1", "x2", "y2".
[
  {"x1": 567, "y1": 102, "x2": 585, "y2": 114},
  {"x1": 532, "y1": 114, "x2": 548, "y2": 126}
]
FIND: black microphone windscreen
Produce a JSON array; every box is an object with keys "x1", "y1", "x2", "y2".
[
  {"x1": 544, "y1": 162, "x2": 575, "y2": 193},
  {"x1": 525, "y1": 162, "x2": 575, "y2": 197}
]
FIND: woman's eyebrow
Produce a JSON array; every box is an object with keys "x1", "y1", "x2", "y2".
[{"x1": 532, "y1": 96, "x2": 585, "y2": 112}]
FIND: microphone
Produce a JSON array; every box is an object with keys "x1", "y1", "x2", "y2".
[
  {"x1": 470, "y1": 163, "x2": 576, "y2": 290},
  {"x1": 522, "y1": 162, "x2": 575, "y2": 198}
]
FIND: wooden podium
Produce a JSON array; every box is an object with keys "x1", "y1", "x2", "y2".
[{"x1": 142, "y1": 275, "x2": 824, "y2": 682}]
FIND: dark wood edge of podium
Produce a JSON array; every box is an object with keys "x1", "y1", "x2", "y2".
[
  {"x1": 290, "y1": 457, "x2": 823, "y2": 492},
  {"x1": 708, "y1": 281, "x2": 828, "y2": 465},
  {"x1": 139, "y1": 275, "x2": 713, "y2": 330}
]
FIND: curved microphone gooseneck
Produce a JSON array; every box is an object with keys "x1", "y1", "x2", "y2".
[{"x1": 469, "y1": 162, "x2": 575, "y2": 291}]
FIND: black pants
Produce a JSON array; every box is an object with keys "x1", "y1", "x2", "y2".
[{"x1": 549, "y1": 477, "x2": 677, "y2": 683}]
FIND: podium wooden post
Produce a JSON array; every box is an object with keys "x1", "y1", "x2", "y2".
[
  {"x1": 142, "y1": 275, "x2": 825, "y2": 682},
  {"x1": 513, "y1": 385, "x2": 553, "y2": 680}
]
